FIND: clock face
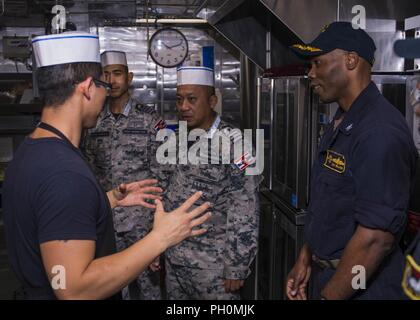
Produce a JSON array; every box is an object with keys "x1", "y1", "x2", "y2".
[{"x1": 149, "y1": 28, "x2": 189, "y2": 68}]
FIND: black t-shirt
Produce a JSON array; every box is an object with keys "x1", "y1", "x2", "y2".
[{"x1": 3, "y1": 137, "x2": 117, "y2": 299}]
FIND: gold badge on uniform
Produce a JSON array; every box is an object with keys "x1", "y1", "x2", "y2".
[
  {"x1": 324, "y1": 150, "x2": 346, "y2": 174},
  {"x1": 402, "y1": 255, "x2": 420, "y2": 300}
]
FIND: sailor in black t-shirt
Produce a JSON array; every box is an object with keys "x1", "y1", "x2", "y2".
[{"x1": 3, "y1": 32, "x2": 211, "y2": 300}]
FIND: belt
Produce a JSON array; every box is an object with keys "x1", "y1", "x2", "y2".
[{"x1": 312, "y1": 255, "x2": 340, "y2": 270}]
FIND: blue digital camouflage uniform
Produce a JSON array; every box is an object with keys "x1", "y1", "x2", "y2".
[
  {"x1": 163, "y1": 115, "x2": 261, "y2": 300},
  {"x1": 81, "y1": 98, "x2": 169, "y2": 300}
]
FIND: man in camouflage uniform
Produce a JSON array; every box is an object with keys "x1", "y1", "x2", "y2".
[
  {"x1": 82, "y1": 51, "x2": 168, "y2": 300},
  {"x1": 163, "y1": 66, "x2": 261, "y2": 300}
]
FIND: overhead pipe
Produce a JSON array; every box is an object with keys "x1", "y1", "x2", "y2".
[
  {"x1": 136, "y1": 18, "x2": 208, "y2": 24},
  {"x1": 194, "y1": 0, "x2": 210, "y2": 16}
]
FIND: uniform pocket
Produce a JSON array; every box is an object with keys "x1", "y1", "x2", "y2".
[
  {"x1": 121, "y1": 133, "x2": 149, "y2": 162},
  {"x1": 189, "y1": 165, "x2": 226, "y2": 203},
  {"x1": 319, "y1": 173, "x2": 354, "y2": 195},
  {"x1": 312, "y1": 172, "x2": 356, "y2": 249},
  {"x1": 318, "y1": 173, "x2": 355, "y2": 219}
]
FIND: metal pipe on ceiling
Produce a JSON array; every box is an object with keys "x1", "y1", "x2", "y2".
[
  {"x1": 194, "y1": 0, "x2": 209, "y2": 16},
  {"x1": 136, "y1": 18, "x2": 208, "y2": 24}
]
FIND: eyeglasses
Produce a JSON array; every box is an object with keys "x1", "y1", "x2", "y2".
[{"x1": 93, "y1": 78, "x2": 112, "y2": 96}]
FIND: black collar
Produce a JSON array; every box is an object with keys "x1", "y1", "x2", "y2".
[{"x1": 335, "y1": 81, "x2": 380, "y2": 136}]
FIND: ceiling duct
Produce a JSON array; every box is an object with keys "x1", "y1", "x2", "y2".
[
  {"x1": 208, "y1": 0, "x2": 420, "y2": 71},
  {"x1": 3, "y1": 0, "x2": 28, "y2": 17},
  {"x1": 208, "y1": 0, "x2": 305, "y2": 69}
]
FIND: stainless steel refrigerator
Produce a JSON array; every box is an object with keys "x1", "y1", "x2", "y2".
[{"x1": 256, "y1": 73, "x2": 336, "y2": 299}]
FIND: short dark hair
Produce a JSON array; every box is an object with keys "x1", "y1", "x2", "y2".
[{"x1": 37, "y1": 62, "x2": 102, "y2": 107}]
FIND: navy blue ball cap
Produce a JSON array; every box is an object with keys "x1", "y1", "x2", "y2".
[
  {"x1": 394, "y1": 38, "x2": 420, "y2": 59},
  {"x1": 291, "y1": 21, "x2": 377, "y2": 65}
]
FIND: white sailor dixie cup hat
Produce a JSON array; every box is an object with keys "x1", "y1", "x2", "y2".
[
  {"x1": 101, "y1": 51, "x2": 128, "y2": 67},
  {"x1": 32, "y1": 32, "x2": 100, "y2": 68},
  {"x1": 177, "y1": 66, "x2": 215, "y2": 87}
]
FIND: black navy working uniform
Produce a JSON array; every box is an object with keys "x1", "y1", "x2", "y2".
[
  {"x1": 3, "y1": 123, "x2": 118, "y2": 300},
  {"x1": 305, "y1": 82, "x2": 418, "y2": 299}
]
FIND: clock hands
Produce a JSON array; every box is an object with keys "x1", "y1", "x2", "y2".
[
  {"x1": 160, "y1": 40, "x2": 184, "y2": 50},
  {"x1": 161, "y1": 42, "x2": 171, "y2": 49},
  {"x1": 168, "y1": 41, "x2": 184, "y2": 49}
]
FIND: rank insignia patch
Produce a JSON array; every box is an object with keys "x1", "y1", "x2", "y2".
[{"x1": 324, "y1": 150, "x2": 346, "y2": 174}]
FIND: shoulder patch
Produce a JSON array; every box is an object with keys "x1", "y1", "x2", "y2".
[
  {"x1": 154, "y1": 119, "x2": 167, "y2": 130},
  {"x1": 402, "y1": 255, "x2": 420, "y2": 300},
  {"x1": 233, "y1": 152, "x2": 255, "y2": 171}
]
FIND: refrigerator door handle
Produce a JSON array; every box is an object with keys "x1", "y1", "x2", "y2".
[
  {"x1": 257, "y1": 77, "x2": 262, "y2": 131},
  {"x1": 269, "y1": 79, "x2": 275, "y2": 191}
]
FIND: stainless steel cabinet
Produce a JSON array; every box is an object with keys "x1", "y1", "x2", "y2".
[
  {"x1": 258, "y1": 76, "x2": 336, "y2": 210},
  {"x1": 256, "y1": 193, "x2": 306, "y2": 300}
]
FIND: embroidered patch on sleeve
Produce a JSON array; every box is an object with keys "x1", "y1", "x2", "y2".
[
  {"x1": 402, "y1": 255, "x2": 420, "y2": 300},
  {"x1": 234, "y1": 153, "x2": 255, "y2": 171},
  {"x1": 154, "y1": 119, "x2": 167, "y2": 130}
]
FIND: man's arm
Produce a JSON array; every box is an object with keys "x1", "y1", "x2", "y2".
[
  {"x1": 41, "y1": 234, "x2": 164, "y2": 300},
  {"x1": 286, "y1": 243, "x2": 312, "y2": 300},
  {"x1": 148, "y1": 113, "x2": 174, "y2": 190},
  {"x1": 223, "y1": 170, "x2": 260, "y2": 291},
  {"x1": 107, "y1": 179, "x2": 163, "y2": 210},
  {"x1": 321, "y1": 225, "x2": 394, "y2": 300},
  {"x1": 40, "y1": 192, "x2": 211, "y2": 300}
]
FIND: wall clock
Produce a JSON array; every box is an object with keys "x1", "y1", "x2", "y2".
[{"x1": 149, "y1": 28, "x2": 189, "y2": 68}]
